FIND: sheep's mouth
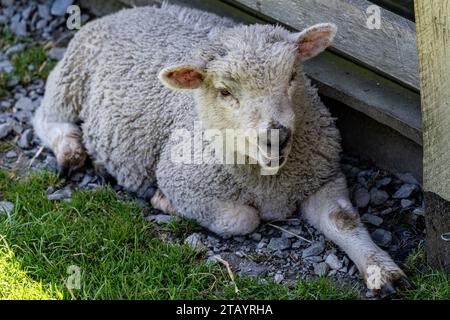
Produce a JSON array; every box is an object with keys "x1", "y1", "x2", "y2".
[{"x1": 257, "y1": 137, "x2": 292, "y2": 173}]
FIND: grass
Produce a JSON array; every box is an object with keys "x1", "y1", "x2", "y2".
[
  {"x1": 0, "y1": 25, "x2": 57, "y2": 98},
  {"x1": 0, "y1": 169, "x2": 358, "y2": 300}
]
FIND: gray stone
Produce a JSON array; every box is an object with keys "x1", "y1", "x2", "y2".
[
  {"x1": 302, "y1": 242, "x2": 325, "y2": 258},
  {"x1": 5, "y1": 43, "x2": 25, "y2": 57},
  {"x1": 10, "y1": 16, "x2": 27, "y2": 36},
  {"x1": 393, "y1": 184, "x2": 416, "y2": 199},
  {"x1": 37, "y1": 4, "x2": 52, "y2": 20},
  {"x1": 47, "y1": 187, "x2": 72, "y2": 200},
  {"x1": 274, "y1": 273, "x2": 284, "y2": 284},
  {"x1": 51, "y1": 0, "x2": 74, "y2": 16},
  {"x1": 0, "y1": 201, "x2": 13, "y2": 215},
  {"x1": 370, "y1": 188, "x2": 389, "y2": 206},
  {"x1": 361, "y1": 213, "x2": 383, "y2": 226},
  {"x1": 36, "y1": 19, "x2": 48, "y2": 30},
  {"x1": 314, "y1": 262, "x2": 329, "y2": 276},
  {"x1": 17, "y1": 128, "x2": 33, "y2": 149},
  {"x1": 400, "y1": 199, "x2": 414, "y2": 208},
  {"x1": 0, "y1": 123, "x2": 13, "y2": 139},
  {"x1": 1, "y1": 0, "x2": 14, "y2": 7},
  {"x1": 325, "y1": 253, "x2": 343, "y2": 270},
  {"x1": 267, "y1": 237, "x2": 291, "y2": 251},
  {"x1": 5, "y1": 150, "x2": 17, "y2": 158},
  {"x1": 348, "y1": 265, "x2": 357, "y2": 276},
  {"x1": 354, "y1": 188, "x2": 370, "y2": 208},
  {"x1": 376, "y1": 177, "x2": 392, "y2": 188},
  {"x1": 185, "y1": 233, "x2": 206, "y2": 252},
  {"x1": 397, "y1": 172, "x2": 419, "y2": 185},
  {"x1": 47, "y1": 47, "x2": 66, "y2": 60},
  {"x1": 291, "y1": 240, "x2": 302, "y2": 249},
  {"x1": 371, "y1": 228, "x2": 392, "y2": 247},
  {"x1": 0, "y1": 60, "x2": 13, "y2": 74},
  {"x1": 251, "y1": 232, "x2": 261, "y2": 241},
  {"x1": 413, "y1": 207, "x2": 425, "y2": 216},
  {"x1": 238, "y1": 260, "x2": 267, "y2": 278},
  {"x1": 145, "y1": 214, "x2": 178, "y2": 225},
  {"x1": 15, "y1": 97, "x2": 34, "y2": 112}
]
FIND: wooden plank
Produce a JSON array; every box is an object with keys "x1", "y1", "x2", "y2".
[
  {"x1": 415, "y1": 0, "x2": 450, "y2": 272},
  {"x1": 224, "y1": 0, "x2": 419, "y2": 90}
]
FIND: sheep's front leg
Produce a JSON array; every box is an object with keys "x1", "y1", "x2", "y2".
[
  {"x1": 151, "y1": 189, "x2": 260, "y2": 236},
  {"x1": 301, "y1": 175, "x2": 408, "y2": 297}
]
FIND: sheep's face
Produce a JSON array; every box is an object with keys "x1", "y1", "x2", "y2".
[{"x1": 159, "y1": 23, "x2": 336, "y2": 171}]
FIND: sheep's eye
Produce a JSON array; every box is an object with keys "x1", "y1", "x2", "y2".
[{"x1": 220, "y1": 89, "x2": 232, "y2": 97}]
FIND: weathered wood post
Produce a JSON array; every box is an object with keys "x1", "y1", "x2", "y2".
[{"x1": 415, "y1": 0, "x2": 450, "y2": 272}]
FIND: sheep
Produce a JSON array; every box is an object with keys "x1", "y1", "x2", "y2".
[{"x1": 33, "y1": 3, "x2": 407, "y2": 294}]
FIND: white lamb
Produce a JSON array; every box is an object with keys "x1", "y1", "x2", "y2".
[{"x1": 33, "y1": 3, "x2": 407, "y2": 294}]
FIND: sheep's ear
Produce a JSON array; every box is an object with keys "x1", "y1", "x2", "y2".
[
  {"x1": 293, "y1": 23, "x2": 337, "y2": 61},
  {"x1": 158, "y1": 64, "x2": 205, "y2": 90}
]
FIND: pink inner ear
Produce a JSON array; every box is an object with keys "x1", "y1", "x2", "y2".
[
  {"x1": 167, "y1": 69, "x2": 203, "y2": 89},
  {"x1": 298, "y1": 30, "x2": 333, "y2": 60}
]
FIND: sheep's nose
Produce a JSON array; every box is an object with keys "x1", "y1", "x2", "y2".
[{"x1": 268, "y1": 122, "x2": 291, "y2": 151}]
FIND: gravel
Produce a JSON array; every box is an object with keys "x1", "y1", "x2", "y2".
[
  {"x1": 325, "y1": 253, "x2": 343, "y2": 270},
  {"x1": 267, "y1": 237, "x2": 291, "y2": 251},
  {"x1": 51, "y1": 0, "x2": 74, "y2": 16},
  {"x1": 393, "y1": 184, "x2": 417, "y2": 199},
  {"x1": 184, "y1": 233, "x2": 206, "y2": 252},
  {"x1": 354, "y1": 188, "x2": 370, "y2": 208},
  {"x1": 371, "y1": 229, "x2": 393, "y2": 247},
  {"x1": 370, "y1": 188, "x2": 389, "y2": 206},
  {"x1": 302, "y1": 242, "x2": 325, "y2": 258}
]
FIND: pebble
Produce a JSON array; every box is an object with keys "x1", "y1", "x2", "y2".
[
  {"x1": 51, "y1": 0, "x2": 74, "y2": 16},
  {"x1": 371, "y1": 229, "x2": 392, "y2": 247},
  {"x1": 400, "y1": 199, "x2": 414, "y2": 208},
  {"x1": 5, "y1": 150, "x2": 17, "y2": 158},
  {"x1": 17, "y1": 128, "x2": 33, "y2": 149},
  {"x1": 267, "y1": 237, "x2": 291, "y2": 251},
  {"x1": 0, "y1": 60, "x2": 14, "y2": 74},
  {"x1": 5, "y1": 43, "x2": 25, "y2": 57},
  {"x1": 47, "y1": 187, "x2": 72, "y2": 200},
  {"x1": 184, "y1": 233, "x2": 206, "y2": 252},
  {"x1": 354, "y1": 188, "x2": 370, "y2": 208},
  {"x1": 14, "y1": 97, "x2": 34, "y2": 112},
  {"x1": 274, "y1": 273, "x2": 284, "y2": 284},
  {"x1": 37, "y1": 4, "x2": 52, "y2": 20},
  {"x1": 0, "y1": 201, "x2": 14, "y2": 215},
  {"x1": 361, "y1": 213, "x2": 383, "y2": 227},
  {"x1": 302, "y1": 242, "x2": 325, "y2": 258},
  {"x1": 325, "y1": 253, "x2": 343, "y2": 270},
  {"x1": 238, "y1": 260, "x2": 267, "y2": 278},
  {"x1": 370, "y1": 188, "x2": 389, "y2": 206},
  {"x1": 146, "y1": 214, "x2": 178, "y2": 225},
  {"x1": 393, "y1": 184, "x2": 416, "y2": 199},
  {"x1": 251, "y1": 232, "x2": 261, "y2": 241},
  {"x1": 314, "y1": 262, "x2": 329, "y2": 276},
  {"x1": 47, "y1": 47, "x2": 66, "y2": 60},
  {"x1": 0, "y1": 123, "x2": 13, "y2": 139},
  {"x1": 376, "y1": 177, "x2": 391, "y2": 188},
  {"x1": 397, "y1": 173, "x2": 419, "y2": 185}
]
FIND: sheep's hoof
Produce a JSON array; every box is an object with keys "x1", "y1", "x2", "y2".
[
  {"x1": 54, "y1": 138, "x2": 87, "y2": 178},
  {"x1": 363, "y1": 257, "x2": 410, "y2": 299},
  {"x1": 151, "y1": 189, "x2": 177, "y2": 214}
]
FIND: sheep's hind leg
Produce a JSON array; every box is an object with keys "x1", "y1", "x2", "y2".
[{"x1": 301, "y1": 175, "x2": 409, "y2": 298}]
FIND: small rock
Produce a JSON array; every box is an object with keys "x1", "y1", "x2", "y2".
[
  {"x1": 47, "y1": 47, "x2": 66, "y2": 60},
  {"x1": 251, "y1": 232, "x2": 262, "y2": 241},
  {"x1": 17, "y1": 128, "x2": 33, "y2": 149},
  {"x1": 400, "y1": 199, "x2": 414, "y2": 208},
  {"x1": 5, "y1": 150, "x2": 17, "y2": 158},
  {"x1": 314, "y1": 262, "x2": 329, "y2": 276},
  {"x1": 10, "y1": 17, "x2": 27, "y2": 36},
  {"x1": 0, "y1": 123, "x2": 13, "y2": 139},
  {"x1": 397, "y1": 173, "x2": 419, "y2": 185},
  {"x1": 371, "y1": 228, "x2": 392, "y2": 247},
  {"x1": 354, "y1": 188, "x2": 370, "y2": 208},
  {"x1": 393, "y1": 184, "x2": 416, "y2": 199},
  {"x1": 274, "y1": 273, "x2": 284, "y2": 284},
  {"x1": 302, "y1": 242, "x2": 325, "y2": 258},
  {"x1": 146, "y1": 214, "x2": 178, "y2": 225},
  {"x1": 291, "y1": 240, "x2": 302, "y2": 249},
  {"x1": 184, "y1": 233, "x2": 206, "y2": 252},
  {"x1": 37, "y1": 4, "x2": 52, "y2": 20},
  {"x1": 14, "y1": 97, "x2": 34, "y2": 112},
  {"x1": 5, "y1": 43, "x2": 25, "y2": 57},
  {"x1": 361, "y1": 213, "x2": 383, "y2": 227},
  {"x1": 256, "y1": 241, "x2": 267, "y2": 250},
  {"x1": 0, "y1": 201, "x2": 13, "y2": 215},
  {"x1": 325, "y1": 253, "x2": 343, "y2": 270},
  {"x1": 51, "y1": 0, "x2": 74, "y2": 16},
  {"x1": 1, "y1": 0, "x2": 13, "y2": 7},
  {"x1": 413, "y1": 207, "x2": 425, "y2": 216},
  {"x1": 376, "y1": 177, "x2": 392, "y2": 188},
  {"x1": 0, "y1": 60, "x2": 13, "y2": 74},
  {"x1": 267, "y1": 237, "x2": 291, "y2": 251},
  {"x1": 348, "y1": 265, "x2": 357, "y2": 276},
  {"x1": 47, "y1": 187, "x2": 72, "y2": 200},
  {"x1": 370, "y1": 188, "x2": 389, "y2": 206}
]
